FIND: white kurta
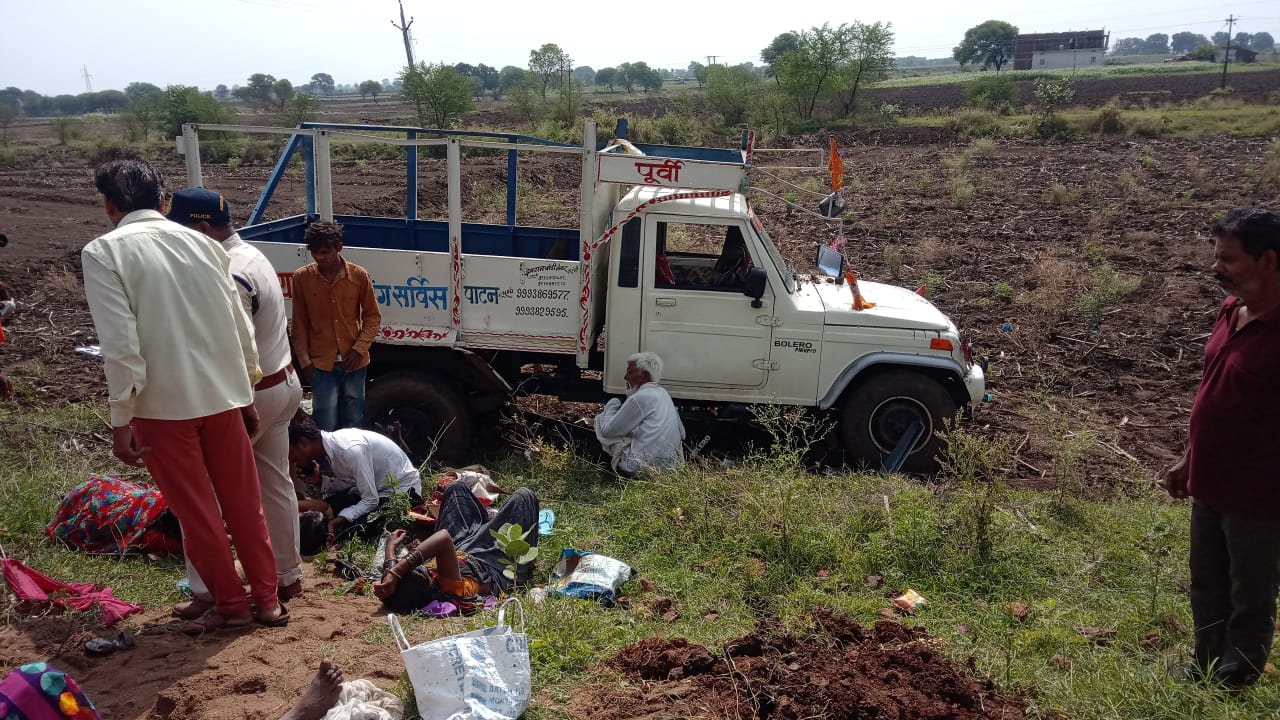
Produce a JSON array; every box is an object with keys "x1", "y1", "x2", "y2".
[{"x1": 594, "y1": 382, "x2": 686, "y2": 472}]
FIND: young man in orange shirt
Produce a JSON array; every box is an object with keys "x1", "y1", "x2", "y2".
[{"x1": 290, "y1": 220, "x2": 381, "y2": 430}]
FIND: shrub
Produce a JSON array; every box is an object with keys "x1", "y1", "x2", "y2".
[
  {"x1": 951, "y1": 176, "x2": 975, "y2": 208},
  {"x1": 1034, "y1": 77, "x2": 1076, "y2": 140},
  {"x1": 1079, "y1": 263, "x2": 1141, "y2": 327},
  {"x1": 968, "y1": 137, "x2": 996, "y2": 156},
  {"x1": 52, "y1": 117, "x2": 84, "y2": 145},
  {"x1": 1047, "y1": 183, "x2": 1071, "y2": 206},
  {"x1": 1127, "y1": 115, "x2": 1170, "y2": 138},
  {"x1": 948, "y1": 108, "x2": 1004, "y2": 138},
  {"x1": 994, "y1": 281, "x2": 1014, "y2": 300},
  {"x1": 1088, "y1": 102, "x2": 1125, "y2": 135},
  {"x1": 965, "y1": 74, "x2": 1018, "y2": 113},
  {"x1": 883, "y1": 245, "x2": 904, "y2": 279},
  {"x1": 652, "y1": 113, "x2": 704, "y2": 146}
]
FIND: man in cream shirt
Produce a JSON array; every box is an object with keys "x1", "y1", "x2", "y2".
[
  {"x1": 594, "y1": 351, "x2": 686, "y2": 477},
  {"x1": 82, "y1": 160, "x2": 285, "y2": 633},
  {"x1": 166, "y1": 187, "x2": 306, "y2": 611}
]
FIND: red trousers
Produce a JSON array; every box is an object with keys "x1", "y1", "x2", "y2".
[{"x1": 132, "y1": 408, "x2": 277, "y2": 616}]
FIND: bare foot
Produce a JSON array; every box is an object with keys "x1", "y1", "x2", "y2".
[{"x1": 279, "y1": 660, "x2": 343, "y2": 720}]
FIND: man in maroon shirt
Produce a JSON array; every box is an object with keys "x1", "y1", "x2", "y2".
[{"x1": 1161, "y1": 206, "x2": 1280, "y2": 690}]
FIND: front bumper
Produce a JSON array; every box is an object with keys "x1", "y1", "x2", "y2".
[{"x1": 962, "y1": 363, "x2": 986, "y2": 405}]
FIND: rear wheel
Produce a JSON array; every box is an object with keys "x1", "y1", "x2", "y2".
[
  {"x1": 365, "y1": 372, "x2": 472, "y2": 464},
  {"x1": 840, "y1": 369, "x2": 957, "y2": 474}
]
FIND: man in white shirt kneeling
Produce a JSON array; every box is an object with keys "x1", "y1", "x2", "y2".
[
  {"x1": 595, "y1": 352, "x2": 686, "y2": 477},
  {"x1": 289, "y1": 415, "x2": 423, "y2": 543}
]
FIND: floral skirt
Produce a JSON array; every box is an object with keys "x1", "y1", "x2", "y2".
[{"x1": 0, "y1": 662, "x2": 103, "y2": 720}]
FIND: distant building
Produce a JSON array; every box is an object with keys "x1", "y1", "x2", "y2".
[
  {"x1": 1013, "y1": 30, "x2": 1109, "y2": 71},
  {"x1": 1215, "y1": 46, "x2": 1258, "y2": 63}
]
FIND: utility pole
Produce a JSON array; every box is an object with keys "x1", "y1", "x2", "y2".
[
  {"x1": 81, "y1": 65, "x2": 93, "y2": 93},
  {"x1": 391, "y1": 0, "x2": 415, "y2": 69},
  {"x1": 705, "y1": 55, "x2": 719, "y2": 67},
  {"x1": 1221, "y1": 15, "x2": 1237, "y2": 89}
]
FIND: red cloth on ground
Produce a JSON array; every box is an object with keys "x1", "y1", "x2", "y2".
[{"x1": 1, "y1": 558, "x2": 142, "y2": 625}]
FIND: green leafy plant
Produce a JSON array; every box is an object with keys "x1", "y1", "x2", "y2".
[
  {"x1": 369, "y1": 473, "x2": 413, "y2": 532},
  {"x1": 490, "y1": 522, "x2": 539, "y2": 581}
]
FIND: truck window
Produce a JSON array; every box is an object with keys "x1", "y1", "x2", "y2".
[
  {"x1": 655, "y1": 222, "x2": 753, "y2": 290},
  {"x1": 619, "y1": 218, "x2": 642, "y2": 288}
]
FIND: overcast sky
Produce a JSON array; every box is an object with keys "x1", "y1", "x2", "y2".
[{"x1": 2, "y1": 0, "x2": 1277, "y2": 95}]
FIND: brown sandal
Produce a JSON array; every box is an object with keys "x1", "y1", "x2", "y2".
[
  {"x1": 180, "y1": 608, "x2": 253, "y2": 636},
  {"x1": 171, "y1": 598, "x2": 215, "y2": 621}
]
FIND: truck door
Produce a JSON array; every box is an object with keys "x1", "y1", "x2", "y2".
[{"x1": 642, "y1": 218, "x2": 774, "y2": 389}]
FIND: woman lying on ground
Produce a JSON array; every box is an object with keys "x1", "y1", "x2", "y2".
[{"x1": 372, "y1": 483, "x2": 540, "y2": 613}]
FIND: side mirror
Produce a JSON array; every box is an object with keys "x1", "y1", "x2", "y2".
[
  {"x1": 816, "y1": 245, "x2": 843, "y2": 278},
  {"x1": 743, "y1": 267, "x2": 768, "y2": 308}
]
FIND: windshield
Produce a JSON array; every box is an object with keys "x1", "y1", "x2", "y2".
[{"x1": 748, "y1": 210, "x2": 795, "y2": 293}]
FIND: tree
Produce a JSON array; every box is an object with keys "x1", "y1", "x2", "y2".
[
  {"x1": 595, "y1": 67, "x2": 616, "y2": 92},
  {"x1": 475, "y1": 64, "x2": 501, "y2": 99},
  {"x1": 1251, "y1": 32, "x2": 1275, "y2": 51},
  {"x1": 833, "y1": 21, "x2": 895, "y2": 116},
  {"x1": 399, "y1": 62, "x2": 475, "y2": 128},
  {"x1": 309, "y1": 73, "x2": 335, "y2": 96},
  {"x1": 771, "y1": 23, "x2": 850, "y2": 120},
  {"x1": 1212, "y1": 31, "x2": 1231, "y2": 47},
  {"x1": 616, "y1": 63, "x2": 637, "y2": 92},
  {"x1": 528, "y1": 43, "x2": 570, "y2": 99},
  {"x1": 92, "y1": 90, "x2": 128, "y2": 113},
  {"x1": 705, "y1": 64, "x2": 761, "y2": 125},
  {"x1": 498, "y1": 66, "x2": 527, "y2": 97},
  {"x1": 123, "y1": 82, "x2": 165, "y2": 141},
  {"x1": 0, "y1": 92, "x2": 18, "y2": 146},
  {"x1": 281, "y1": 92, "x2": 319, "y2": 126},
  {"x1": 214, "y1": 84, "x2": 230, "y2": 100},
  {"x1": 761, "y1": 31, "x2": 802, "y2": 77},
  {"x1": 358, "y1": 80, "x2": 382, "y2": 101},
  {"x1": 953, "y1": 20, "x2": 1018, "y2": 72},
  {"x1": 273, "y1": 78, "x2": 295, "y2": 109},
  {"x1": 686, "y1": 61, "x2": 707, "y2": 89},
  {"x1": 161, "y1": 85, "x2": 236, "y2": 137},
  {"x1": 1171, "y1": 32, "x2": 1209, "y2": 54},
  {"x1": 572, "y1": 65, "x2": 595, "y2": 86},
  {"x1": 1145, "y1": 34, "x2": 1170, "y2": 53},
  {"x1": 1234, "y1": 32, "x2": 1252, "y2": 49},
  {"x1": 624, "y1": 62, "x2": 662, "y2": 92},
  {"x1": 1111, "y1": 37, "x2": 1145, "y2": 55}
]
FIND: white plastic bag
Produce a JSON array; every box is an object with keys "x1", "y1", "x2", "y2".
[{"x1": 388, "y1": 598, "x2": 531, "y2": 720}]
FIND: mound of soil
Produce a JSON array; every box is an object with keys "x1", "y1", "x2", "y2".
[{"x1": 570, "y1": 607, "x2": 1028, "y2": 720}]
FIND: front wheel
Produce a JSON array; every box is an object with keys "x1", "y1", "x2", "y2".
[
  {"x1": 840, "y1": 369, "x2": 957, "y2": 474},
  {"x1": 365, "y1": 372, "x2": 472, "y2": 464}
]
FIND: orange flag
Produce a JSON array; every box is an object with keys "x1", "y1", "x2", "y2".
[
  {"x1": 844, "y1": 269, "x2": 876, "y2": 310},
  {"x1": 829, "y1": 138, "x2": 844, "y2": 194}
]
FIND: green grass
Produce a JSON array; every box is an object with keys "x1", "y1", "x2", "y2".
[{"x1": 5, "y1": 403, "x2": 1280, "y2": 718}]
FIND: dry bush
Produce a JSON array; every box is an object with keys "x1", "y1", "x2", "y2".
[
  {"x1": 1048, "y1": 183, "x2": 1072, "y2": 206},
  {"x1": 950, "y1": 176, "x2": 975, "y2": 208},
  {"x1": 915, "y1": 237, "x2": 958, "y2": 268},
  {"x1": 940, "y1": 153, "x2": 971, "y2": 174},
  {"x1": 968, "y1": 138, "x2": 996, "y2": 157},
  {"x1": 1016, "y1": 254, "x2": 1087, "y2": 339},
  {"x1": 1258, "y1": 139, "x2": 1280, "y2": 191},
  {"x1": 1122, "y1": 230, "x2": 1161, "y2": 246},
  {"x1": 1115, "y1": 171, "x2": 1140, "y2": 199},
  {"x1": 947, "y1": 108, "x2": 1005, "y2": 138}
]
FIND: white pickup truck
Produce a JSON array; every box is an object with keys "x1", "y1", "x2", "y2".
[{"x1": 177, "y1": 120, "x2": 984, "y2": 472}]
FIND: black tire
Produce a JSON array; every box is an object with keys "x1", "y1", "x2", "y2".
[
  {"x1": 840, "y1": 369, "x2": 957, "y2": 474},
  {"x1": 365, "y1": 372, "x2": 472, "y2": 463}
]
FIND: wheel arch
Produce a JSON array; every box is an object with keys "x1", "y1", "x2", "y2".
[{"x1": 819, "y1": 353, "x2": 971, "y2": 411}]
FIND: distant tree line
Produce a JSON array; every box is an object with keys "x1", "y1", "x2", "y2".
[{"x1": 1111, "y1": 30, "x2": 1275, "y2": 56}]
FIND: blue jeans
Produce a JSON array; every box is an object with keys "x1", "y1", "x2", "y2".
[{"x1": 311, "y1": 365, "x2": 367, "y2": 430}]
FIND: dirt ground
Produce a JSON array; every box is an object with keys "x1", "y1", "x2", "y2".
[
  {"x1": 1, "y1": 76, "x2": 1278, "y2": 717},
  {"x1": 571, "y1": 607, "x2": 1030, "y2": 720},
  {"x1": 0, "y1": 563, "x2": 411, "y2": 719}
]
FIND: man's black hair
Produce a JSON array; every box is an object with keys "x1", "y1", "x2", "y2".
[
  {"x1": 1211, "y1": 207, "x2": 1280, "y2": 260},
  {"x1": 299, "y1": 511, "x2": 329, "y2": 556},
  {"x1": 289, "y1": 414, "x2": 323, "y2": 446},
  {"x1": 304, "y1": 219, "x2": 345, "y2": 251},
  {"x1": 94, "y1": 158, "x2": 165, "y2": 213}
]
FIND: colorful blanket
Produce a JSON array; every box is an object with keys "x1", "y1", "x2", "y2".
[{"x1": 46, "y1": 475, "x2": 181, "y2": 555}]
